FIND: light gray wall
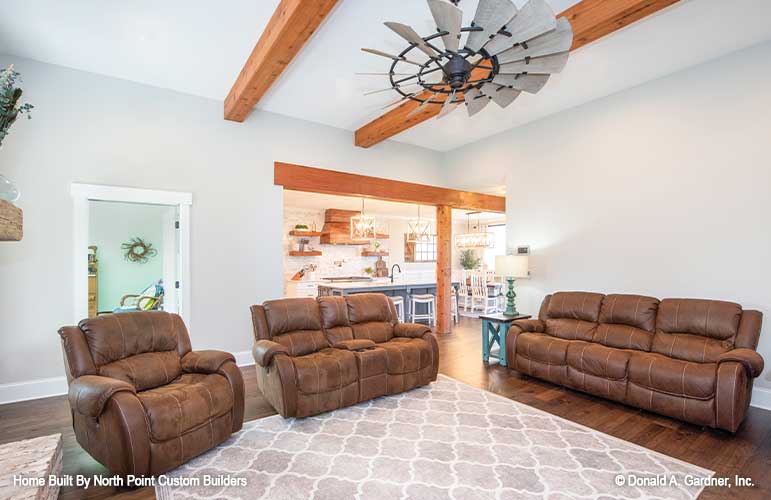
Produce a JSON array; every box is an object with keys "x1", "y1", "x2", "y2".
[
  {"x1": 0, "y1": 55, "x2": 445, "y2": 387},
  {"x1": 443, "y1": 41, "x2": 771, "y2": 389}
]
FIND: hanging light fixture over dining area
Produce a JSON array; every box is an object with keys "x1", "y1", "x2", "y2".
[
  {"x1": 455, "y1": 211, "x2": 494, "y2": 249},
  {"x1": 407, "y1": 204, "x2": 432, "y2": 243}
]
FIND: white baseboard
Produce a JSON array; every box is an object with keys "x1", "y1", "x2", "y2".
[
  {"x1": 751, "y1": 386, "x2": 771, "y2": 411},
  {"x1": 0, "y1": 351, "x2": 256, "y2": 405},
  {"x1": 0, "y1": 376, "x2": 68, "y2": 405}
]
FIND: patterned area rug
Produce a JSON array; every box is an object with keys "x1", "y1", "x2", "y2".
[{"x1": 157, "y1": 375, "x2": 713, "y2": 500}]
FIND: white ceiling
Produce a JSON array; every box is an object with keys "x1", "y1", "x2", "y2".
[
  {"x1": 283, "y1": 190, "x2": 503, "y2": 222},
  {"x1": 1, "y1": 0, "x2": 770, "y2": 152}
]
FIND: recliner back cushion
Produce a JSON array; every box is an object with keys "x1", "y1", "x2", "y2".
[
  {"x1": 318, "y1": 296, "x2": 353, "y2": 344},
  {"x1": 346, "y1": 294, "x2": 395, "y2": 343},
  {"x1": 78, "y1": 312, "x2": 185, "y2": 390},
  {"x1": 594, "y1": 294, "x2": 659, "y2": 351},
  {"x1": 652, "y1": 298, "x2": 742, "y2": 363},
  {"x1": 545, "y1": 292, "x2": 604, "y2": 341},
  {"x1": 263, "y1": 298, "x2": 328, "y2": 356}
]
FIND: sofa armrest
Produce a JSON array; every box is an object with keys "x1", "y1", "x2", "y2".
[
  {"x1": 509, "y1": 319, "x2": 545, "y2": 334},
  {"x1": 69, "y1": 375, "x2": 136, "y2": 418},
  {"x1": 182, "y1": 350, "x2": 236, "y2": 374},
  {"x1": 718, "y1": 349, "x2": 764, "y2": 378},
  {"x1": 253, "y1": 339, "x2": 290, "y2": 367},
  {"x1": 333, "y1": 339, "x2": 377, "y2": 351},
  {"x1": 394, "y1": 322, "x2": 431, "y2": 338}
]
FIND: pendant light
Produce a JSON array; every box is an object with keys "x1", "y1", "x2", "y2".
[
  {"x1": 350, "y1": 198, "x2": 376, "y2": 241},
  {"x1": 407, "y1": 205, "x2": 431, "y2": 243},
  {"x1": 455, "y1": 212, "x2": 494, "y2": 249}
]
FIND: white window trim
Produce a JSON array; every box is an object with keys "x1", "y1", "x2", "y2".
[{"x1": 70, "y1": 183, "x2": 193, "y2": 330}]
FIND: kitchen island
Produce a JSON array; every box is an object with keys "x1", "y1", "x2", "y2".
[{"x1": 317, "y1": 279, "x2": 460, "y2": 321}]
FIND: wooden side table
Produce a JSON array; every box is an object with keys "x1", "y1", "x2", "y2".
[{"x1": 479, "y1": 313, "x2": 531, "y2": 367}]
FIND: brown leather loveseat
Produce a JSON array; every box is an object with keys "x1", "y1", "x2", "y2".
[
  {"x1": 507, "y1": 292, "x2": 764, "y2": 432},
  {"x1": 59, "y1": 311, "x2": 245, "y2": 476},
  {"x1": 250, "y1": 293, "x2": 438, "y2": 418}
]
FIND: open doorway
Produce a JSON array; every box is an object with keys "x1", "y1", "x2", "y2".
[{"x1": 71, "y1": 184, "x2": 192, "y2": 327}]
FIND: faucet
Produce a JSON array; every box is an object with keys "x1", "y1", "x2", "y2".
[{"x1": 390, "y1": 264, "x2": 402, "y2": 283}]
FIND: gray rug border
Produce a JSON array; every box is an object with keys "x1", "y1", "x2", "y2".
[{"x1": 156, "y1": 373, "x2": 715, "y2": 499}]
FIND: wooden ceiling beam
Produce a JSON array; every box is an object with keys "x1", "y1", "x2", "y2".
[
  {"x1": 274, "y1": 162, "x2": 505, "y2": 213},
  {"x1": 224, "y1": 0, "x2": 340, "y2": 122},
  {"x1": 354, "y1": 0, "x2": 681, "y2": 148}
]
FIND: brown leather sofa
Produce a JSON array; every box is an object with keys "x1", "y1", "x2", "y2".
[
  {"x1": 59, "y1": 311, "x2": 245, "y2": 476},
  {"x1": 250, "y1": 293, "x2": 438, "y2": 418},
  {"x1": 507, "y1": 292, "x2": 764, "y2": 432}
]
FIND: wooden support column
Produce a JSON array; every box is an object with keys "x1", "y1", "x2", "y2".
[{"x1": 436, "y1": 205, "x2": 453, "y2": 334}]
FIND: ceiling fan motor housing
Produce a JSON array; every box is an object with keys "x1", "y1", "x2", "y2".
[{"x1": 444, "y1": 55, "x2": 472, "y2": 89}]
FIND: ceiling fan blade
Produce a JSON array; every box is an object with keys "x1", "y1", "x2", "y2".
[
  {"x1": 482, "y1": 83, "x2": 521, "y2": 108},
  {"x1": 437, "y1": 91, "x2": 460, "y2": 118},
  {"x1": 361, "y1": 48, "x2": 424, "y2": 66},
  {"x1": 407, "y1": 92, "x2": 441, "y2": 117},
  {"x1": 427, "y1": 0, "x2": 463, "y2": 53},
  {"x1": 483, "y1": 0, "x2": 557, "y2": 55},
  {"x1": 464, "y1": 87, "x2": 490, "y2": 117},
  {"x1": 492, "y1": 73, "x2": 550, "y2": 93},
  {"x1": 355, "y1": 72, "x2": 416, "y2": 76},
  {"x1": 382, "y1": 93, "x2": 417, "y2": 109},
  {"x1": 465, "y1": 0, "x2": 518, "y2": 53},
  {"x1": 498, "y1": 51, "x2": 569, "y2": 74},
  {"x1": 364, "y1": 83, "x2": 420, "y2": 96},
  {"x1": 385, "y1": 22, "x2": 438, "y2": 58},
  {"x1": 497, "y1": 18, "x2": 573, "y2": 64}
]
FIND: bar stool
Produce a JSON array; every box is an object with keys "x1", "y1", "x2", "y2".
[
  {"x1": 390, "y1": 295, "x2": 405, "y2": 323},
  {"x1": 411, "y1": 294, "x2": 435, "y2": 325}
]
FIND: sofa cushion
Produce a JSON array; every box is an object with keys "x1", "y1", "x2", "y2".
[
  {"x1": 515, "y1": 333, "x2": 571, "y2": 366},
  {"x1": 656, "y1": 299, "x2": 742, "y2": 341},
  {"x1": 545, "y1": 319, "x2": 597, "y2": 342},
  {"x1": 599, "y1": 294, "x2": 659, "y2": 332},
  {"x1": 566, "y1": 342, "x2": 631, "y2": 380},
  {"x1": 273, "y1": 330, "x2": 329, "y2": 357},
  {"x1": 352, "y1": 322, "x2": 394, "y2": 344},
  {"x1": 546, "y1": 292, "x2": 605, "y2": 322},
  {"x1": 137, "y1": 373, "x2": 234, "y2": 442},
  {"x1": 651, "y1": 331, "x2": 732, "y2": 363},
  {"x1": 628, "y1": 352, "x2": 716, "y2": 400},
  {"x1": 263, "y1": 298, "x2": 322, "y2": 334},
  {"x1": 379, "y1": 338, "x2": 433, "y2": 374},
  {"x1": 346, "y1": 294, "x2": 395, "y2": 324},
  {"x1": 99, "y1": 351, "x2": 181, "y2": 391},
  {"x1": 292, "y1": 348, "x2": 358, "y2": 394},
  {"x1": 79, "y1": 311, "x2": 183, "y2": 366}
]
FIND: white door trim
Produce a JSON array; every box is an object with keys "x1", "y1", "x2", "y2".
[{"x1": 70, "y1": 183, "x2": 193, "y2": 330}]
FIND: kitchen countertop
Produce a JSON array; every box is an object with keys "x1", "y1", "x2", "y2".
[{"x1": 317, "y1": 279, "x2": 457, "y2": 290}]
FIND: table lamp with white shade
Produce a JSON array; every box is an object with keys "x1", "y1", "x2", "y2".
[{"x1": 495, "y1": 255, "x2": 529, "y2": 316}]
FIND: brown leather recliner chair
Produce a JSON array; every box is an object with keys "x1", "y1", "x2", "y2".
[
  {"x1": 250, "y1": 293, "x2": 438, "y2": 418},
  {"x1": 59, "y1": 311, "x2": 245, "y2": 476},
  {"x1": 507, "y1": 292, "x2": 764, "y2": 432}
]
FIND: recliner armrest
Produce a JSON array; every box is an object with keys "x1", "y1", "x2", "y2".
[
  {"x1": 253, "y1": 339, "x2": 290, "y2": 367},
  {"x1": 69, "y1": 375, "x2": 136, "y2": 418},
  {"x1": 718, "y1": 349, "x2": 764, "y2": 378},
  {"x1": 182, "y1": 350, "x2": 236, "y2": 374},
  {"x1": 509, "y1": 319, "x2": 545, "y2": 335},
  {"x1": 333, "y1": 339, "x2": 377, "y2": 351},
  {"x1": 394, "y1": 322, "x2": 431, "y2": 338}
]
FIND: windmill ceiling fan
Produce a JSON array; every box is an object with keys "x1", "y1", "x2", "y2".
[{"x1": 361, "y1": 0, "x2": 573, "y2": 118}]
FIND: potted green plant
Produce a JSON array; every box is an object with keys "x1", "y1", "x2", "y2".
[
  {"x1": 459, "y1": 249, "x2": 481, "y2": 270},
  {"x1": 0, "y1": 65, "x2": 33, "y2": 204},
  {"x1": 363, "y1": 266, "x2": 375, "y2": 277}
]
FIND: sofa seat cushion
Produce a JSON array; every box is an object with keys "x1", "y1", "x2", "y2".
[
  {"x1": 566, "y1": 342, "x2": 631, "y2": 380},
  {"x1": 292, "y1": 348, "x2": 358, "y2": 394},
  {"x1": 137, "y1": 373, "x2": 234, "y2": 442},
  {"x1": 515, "y1": 333, "x2": 571, "y2": 366},
  {"x1": 379, "y1": 338, "x2": 433, "y2": 375},
  {"x1": 628, "y1": 353, "x2": 716, "y2": 400}
]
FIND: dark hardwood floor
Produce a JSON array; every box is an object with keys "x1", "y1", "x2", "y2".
[{"x1": 2, "y1": 317, "x2": 770, "y2": 499}]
